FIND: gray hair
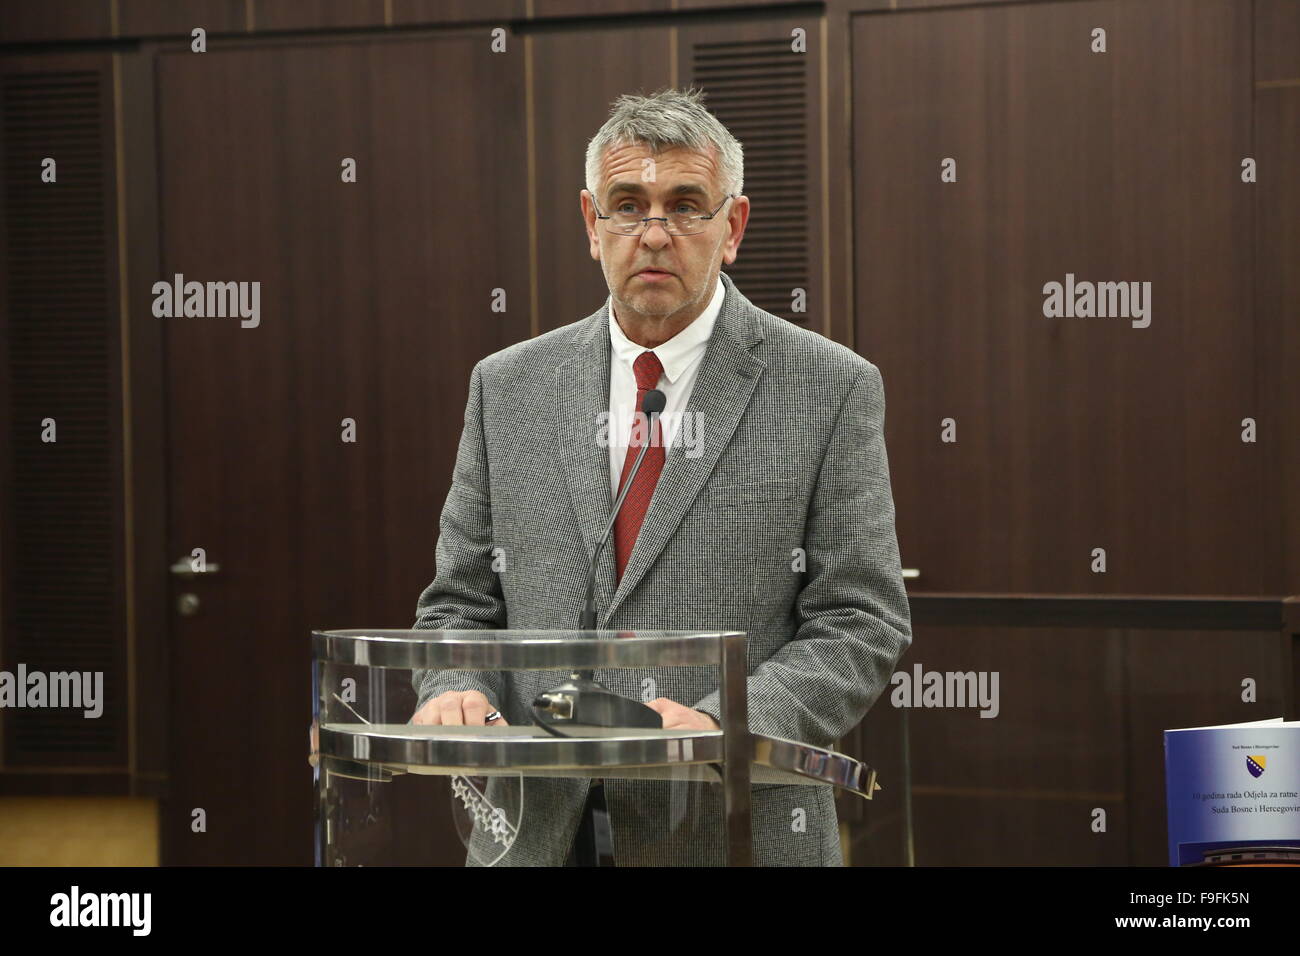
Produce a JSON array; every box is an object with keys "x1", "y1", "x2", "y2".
[{"x1": 584, "y1": 86, "x2": 744, "y2": 205}]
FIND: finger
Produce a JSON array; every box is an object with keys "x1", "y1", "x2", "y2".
[
  {"x1": 462, "y1": 695, "x2": 490, "y2": 726},
  {"x1": 416, "y1": 699, "x2": 443, "y2": 726},
  {"x1": 440, "y1": 694, "x2": 466, "y2": 726}
]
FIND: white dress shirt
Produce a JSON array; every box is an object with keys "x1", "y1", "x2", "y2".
[{"x1": 607, "y1": 275, "x2": 724, "y2": 499}]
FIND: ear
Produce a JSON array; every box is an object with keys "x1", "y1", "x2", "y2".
[
  {"x1": 581, "y1": 190, "x2": 602, "y2": 262},
  {"x1": 720, "y1": 195, "x2": 750, "y2": 266}
]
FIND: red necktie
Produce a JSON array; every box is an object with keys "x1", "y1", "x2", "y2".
[{"x1": 613, "y1": 350, "x2": 665, "y2": 581}]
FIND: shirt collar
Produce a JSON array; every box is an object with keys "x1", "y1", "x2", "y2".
[{"x1": 607, "y1": 275, "x2": 724, "y2": 385}]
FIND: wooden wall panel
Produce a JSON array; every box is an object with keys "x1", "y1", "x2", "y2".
[
  {"x1": 533, "y1": 0, "x2": 670, "y2": 16},
  {"x1": 1255, "y1": 89, "x2": 1300, "y2": 596},
  {"x1": 901, "y1": 627, "x2": 1127, "y2": 865},
  {"x1": 1255, "y1": 0, "x2": 1300, "y2": 84},
  {"x1": 677, "y1": 0, "x2": 797, "y2": 9},
  {"x1": 393, "y1": 0, "x2": 524, "y2": 26},
  {"x1": 842, "y1": 0, "x2": 1057, "y2": 9},
  {"x1": 890, "y1": 0, "x2": 1028, "y2": 8},
  {"x1": 0, "y1": 2, "x2": 111, "y2": 43},
  {"x1": 117, "y1": 0, "x2": 245, "y2": 37},
  {"x1": 878, "y1": 626, "x2": 1285, "y2": 865},
  {"x1": 253, "y1": 0, "x2": 386, "y2": 32},
  {"x1": 852, "y1": 0, "x2": 1258, "y2": 596},
  {"x1": 1255, "y1": 0, "x2": 1300, "y2": 597}
]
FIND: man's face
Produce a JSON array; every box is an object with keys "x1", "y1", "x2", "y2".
[{"x1": 581, "y1": 142, "x2": 747, "y2": 323}]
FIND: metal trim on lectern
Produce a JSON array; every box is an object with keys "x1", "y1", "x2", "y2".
[
  {"x1": 316, "y1": 723, "x2": 879, "y2": 798},
  {"x1": 311, "y1": 629, "x2": 879, "y2": 866},
  {"x1": 312, "y1": 628, "x2": 743, "y2": 668}
]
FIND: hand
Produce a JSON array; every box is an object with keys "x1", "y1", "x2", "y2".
[
  {"x1": 645, "y1": 698, "x2": 720, "y2": 731},
  {"x1": 412, "y1": 690, "x2": 509, "y2": 726}
]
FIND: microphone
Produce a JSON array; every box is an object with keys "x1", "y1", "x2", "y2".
[
  {"x1": 530, "y1": 389, "x2": 668, "y2": 736},
  {"x1": 580, "y1": 388, "x2": 666, "y2": 631}
]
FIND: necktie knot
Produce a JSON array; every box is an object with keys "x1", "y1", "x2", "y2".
[{"x1": 633, "y1": 350, "x2": 664, "y2": 391}]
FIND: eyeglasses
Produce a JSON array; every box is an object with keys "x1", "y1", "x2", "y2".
[{"x1": 593, "y1": 193, "x2": 734, "y2": 237}]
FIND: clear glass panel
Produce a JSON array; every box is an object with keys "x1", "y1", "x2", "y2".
[{"x1": 312, "y1": 630, "x2": 743, "y2": 866}]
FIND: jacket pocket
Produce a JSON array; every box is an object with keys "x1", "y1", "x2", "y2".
[{"x1": 700, "y1": 477, "x2": 799, "y2": 510}]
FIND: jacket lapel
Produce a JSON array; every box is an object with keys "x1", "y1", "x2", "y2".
[{"x1": 555, "y1": 302, "x2": 618, "y2": 621}]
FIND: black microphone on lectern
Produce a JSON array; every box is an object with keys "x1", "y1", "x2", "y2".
[{"x1": 532, "y1": 388, "x2": 667, "y2": 736}]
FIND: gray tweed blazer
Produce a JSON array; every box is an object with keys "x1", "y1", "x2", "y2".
[{"x1": 412, "y1": 270, "x2": 911, "y2": 866}]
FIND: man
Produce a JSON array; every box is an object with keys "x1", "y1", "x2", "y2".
[{"x1": 410, "y1": 87, "x2": 911, "y2": 866}]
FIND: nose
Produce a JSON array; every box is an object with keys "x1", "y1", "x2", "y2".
[{"x1": 640, "y1": 219, "x2": 671, "y2": 247}]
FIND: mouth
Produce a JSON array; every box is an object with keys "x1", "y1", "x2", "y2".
[{"x1": 635, "y1": 269, "x2": 674, "y2": 281}]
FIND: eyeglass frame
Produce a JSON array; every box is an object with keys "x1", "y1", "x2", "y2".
[{"x1": 591, "y1": 191, "x2": 736, "y2": 236}]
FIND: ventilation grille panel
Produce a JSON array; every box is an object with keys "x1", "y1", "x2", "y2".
[
  {"x1": 692, "y1": 39, "x2": 812, "y2": 324},
  {"x1": 2, "y1": 69, "x2": 124, "y2": 763}
]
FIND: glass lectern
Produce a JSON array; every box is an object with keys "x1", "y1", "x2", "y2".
[{"x1": 311, "y1": 629, "x2": 878, "y2": 866}]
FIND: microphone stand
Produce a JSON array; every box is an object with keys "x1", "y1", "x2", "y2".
[{"x1": 533, "y1": 392, "x2": 668, "y2": 735}]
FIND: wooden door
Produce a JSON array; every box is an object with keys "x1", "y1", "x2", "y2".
[{"x1": 155, "y1": 33, "x2": 529, "y2": 864}]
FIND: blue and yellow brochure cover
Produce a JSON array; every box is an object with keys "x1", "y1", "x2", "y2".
[{"x1": 1164, "y1": 717, "x2": 1300, "y2": 866}]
